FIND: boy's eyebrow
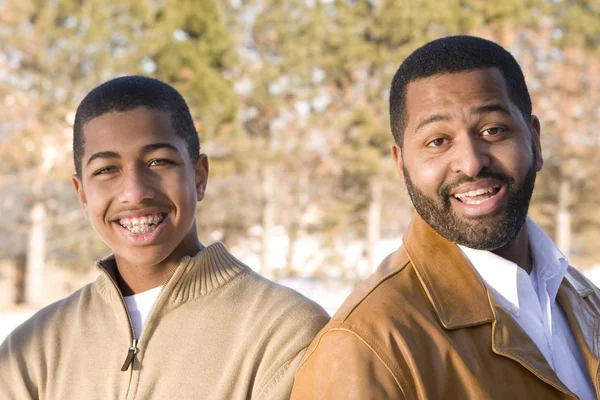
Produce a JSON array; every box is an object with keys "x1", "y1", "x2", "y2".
[
  {"x1": 86, "y1": 143, "x2": 181, "y2": 167},
  {"x1": 86, "y1": 151, "x2": 120, "y2": 166}
]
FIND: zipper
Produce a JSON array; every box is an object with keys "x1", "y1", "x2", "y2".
[
  {"x1": 101, "y1": 269, "x2": 139, "y2": 372},
  {"x1": 101, "y1": 257, "x2": 186, "y2": 372},
  {"x1": 121, "y1": 338, "x2": 138, "y2": 371},
  {"x1": 136, "y1": 265, "x2": 179, "y2": 343}
]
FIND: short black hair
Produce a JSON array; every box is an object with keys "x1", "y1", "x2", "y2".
[
  {"x1": 73, "y1": 76, "x2": 199, "y2": 176},
  {"x1": 389, "y1": 35, "x2": 532, "y2": 146}
]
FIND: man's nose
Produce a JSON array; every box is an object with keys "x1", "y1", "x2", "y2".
[
  {"x1": 117, "y1": 167, "x2": 155, "y2": 204},
  {"x1": 450, "y1": 137, "x2": 491, "y2": 178}
]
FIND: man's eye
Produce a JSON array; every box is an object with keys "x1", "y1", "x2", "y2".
[
  {"x1": 148, "y1": 159, "x2": 171, "y2": 167},
  {"x1": 426, "y1": 138, "x2": 448, "y2": 147},
  {"x1": 482, "y1": 126, "x2": 505, "y2": 136}
]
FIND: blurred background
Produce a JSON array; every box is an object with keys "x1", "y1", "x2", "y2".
[{"x1": 1, "y1": 0, "x2": 599, "y2": 341}]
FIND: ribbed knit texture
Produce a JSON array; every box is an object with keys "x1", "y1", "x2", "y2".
[{"x1": 0, "y1": 243, "x2": 330, "y2": 400}]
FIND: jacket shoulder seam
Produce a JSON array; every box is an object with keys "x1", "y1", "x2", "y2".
[
  {"x1": 305, "y1": 327, "x2": 408, "y2": 398},
  {"x1": 339, "y1": 254, "x2": 411, "y2": 323}
]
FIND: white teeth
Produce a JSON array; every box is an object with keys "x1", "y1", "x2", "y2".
[
  {"x1": 454, "y1": 184, "x2": 500, "y2": 199},
  {"x1": 118, "y1": 213, "x2": 165, "y2": 233},
  {"x1": 462, "y1": 198, "x2": 489, "y2": 205}
]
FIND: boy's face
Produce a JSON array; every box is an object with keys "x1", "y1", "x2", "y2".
[{"x1": 72, "y1": 107, "x2": 208, "y2": 271}]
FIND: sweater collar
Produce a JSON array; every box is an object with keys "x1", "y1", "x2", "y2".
[{"x1": 95, "y1": 242, "x2": 248, "y2": 305}]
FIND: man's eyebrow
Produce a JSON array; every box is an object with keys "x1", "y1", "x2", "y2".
[
  {"x1": 413, "y1": 104, "x2": 512, "y2": 134},
  {"x1": 473, "y1": 104, "x2": 511, "y2": 116},
  {"x1": 86, "y1": 151, "x2": 120, "y2": 166},
  {"x1": 140, "y1": 143, "x2": 181, "y2": 155},
  {"x1": 414, "y1": 114, "x2": 449, "y2": 134}
]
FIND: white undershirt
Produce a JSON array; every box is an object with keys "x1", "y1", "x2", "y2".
[
  {"x1": 124, "y1": 285, "x2": 163, "y2": 339},
  {"x1": 459, "y1": 218, "x2": 595, "y2": 400}
]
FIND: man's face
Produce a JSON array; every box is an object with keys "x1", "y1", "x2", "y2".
[
  {"x1": 72, "y1": 107, "x2": 208, "y2": 270},
  {"x1": 392, "y1": 68, "x2": 543, "y2": 250}
]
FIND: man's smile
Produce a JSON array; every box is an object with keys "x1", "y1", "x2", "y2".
[
  {"x1": 449, "y1": 184, "x2": 507, "y2": 217},
  {"x1": 452, "y1": 183, "x2": 501, "y2": 205}
]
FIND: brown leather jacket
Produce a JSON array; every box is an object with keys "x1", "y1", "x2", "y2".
[{"x1": 291, "y1": 215, "x2": 600, "y2": 399}]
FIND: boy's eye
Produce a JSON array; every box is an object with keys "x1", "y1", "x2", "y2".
[{"x1": 93, "y1": 166, "x2": 118, "y2": 176}]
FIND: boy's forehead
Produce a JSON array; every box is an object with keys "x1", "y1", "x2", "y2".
[{"x1": 81, "y1": 107, "x2": 178, "y2": 157}]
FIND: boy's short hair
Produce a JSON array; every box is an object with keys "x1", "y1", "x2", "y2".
[
  {"x1": 73, "y1": 76, "x2": 199, "y2": 176},
  {"x1": 389, "y1": 35, "x2": 532, "y2": 146}
]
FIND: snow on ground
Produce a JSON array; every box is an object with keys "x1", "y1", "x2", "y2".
[{"x1": 0, "y1": 308, "x2": 37, "y2": 344}]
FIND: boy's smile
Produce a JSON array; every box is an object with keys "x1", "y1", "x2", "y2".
[{"x1": 72, "y1": 107, "x2": 208, "y2": 285}]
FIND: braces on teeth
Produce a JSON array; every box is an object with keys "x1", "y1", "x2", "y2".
[{"x1": 119, "y1": 214, "x2": 164, "y2": 234}]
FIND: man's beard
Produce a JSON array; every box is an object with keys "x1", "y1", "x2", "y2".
[{"x1": 403, "y1": 161, "x2": 536, "y2": 251}]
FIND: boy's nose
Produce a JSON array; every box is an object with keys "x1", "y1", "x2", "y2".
[{"x1": 117, "y1": 168, "x2": 155, "y2": 204}]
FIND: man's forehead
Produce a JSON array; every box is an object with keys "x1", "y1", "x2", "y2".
[
  {"x1": 405, "y1": 69, "x2": 512, "y2": 120},
  {"x1": 406, "y1": 68, "x2": 507, "y2": 96}
]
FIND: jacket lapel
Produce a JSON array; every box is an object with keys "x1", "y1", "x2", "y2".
[
  {"x1": 402, "y1": 214, "x2": 575, "y2": 396},
  {"x1": 402, "y1": 213, "x2": 494, "y2": 329},
  {"x1": 489, "y1": 294, "x2": 573, "y2": 395},
  {"x1": 558, "y1": 270, "x2": 600, "y2": 396}
]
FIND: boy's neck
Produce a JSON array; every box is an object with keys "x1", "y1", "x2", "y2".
[
  {"x1": 116, "y1": 266, "x2": 172, "y2": 296},
  {"x1": 115, "y1": 240, "x2": 204, "y2": 296}
]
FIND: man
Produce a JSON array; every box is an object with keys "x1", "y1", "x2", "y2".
[
  {"x1": 291, "y1": 36, "x2": 599, "y2": 399},
  {"x1": 0, "y1": 76, "x2": 329, "y2": 399}
]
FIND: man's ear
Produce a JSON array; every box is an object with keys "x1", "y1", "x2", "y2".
[
  {"x1": 531, "y1": 115, "x2": 543, "y2": 172},
  {"x1": 195, "y1": 154, "x2": 209, "y2": 201},
  {"x1": 72, "y1": 174, "x2": 89, "y2": 219},
  {"x1": 391, "y1": 143, "x2": 406, "y2": 188}
]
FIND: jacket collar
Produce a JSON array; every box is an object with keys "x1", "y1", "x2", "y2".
[{"x1": 402, "y1": 213, "x2": 494, "y2": 329}]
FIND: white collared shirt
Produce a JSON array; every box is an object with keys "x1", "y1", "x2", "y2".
[{"x1": 459, "y1": 218, "x2": 595, "y2": 400}]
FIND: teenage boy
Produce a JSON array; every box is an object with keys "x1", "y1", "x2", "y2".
[
  {"x1": 0, "y1": 76, "x2": 329, "y2": 399},
  {"x1": 291, "y1": 36, "x2": 599, "y2": 399}
]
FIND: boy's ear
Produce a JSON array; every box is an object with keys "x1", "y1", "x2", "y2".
[
  {"x1": 195, "y1": 154, "x2": 209, "y2": 201},
  {"x1": 72, "y1": 174, "x2": 89, "y2": 219}
]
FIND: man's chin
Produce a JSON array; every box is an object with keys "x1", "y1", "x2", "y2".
[{"x1": 423, "y1": 212, "x2": 515, "y2": 251}]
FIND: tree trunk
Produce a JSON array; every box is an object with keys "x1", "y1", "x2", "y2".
[
  {"x1": 285, "y1": 223, "x2": 298, "y2": 276},
  {"x1": 365, "y1": 180, "x2": 382, "y2": 278},
  {"x1": 260, "y1": 166, "x2": 275, "y2": 278},
  {"x1": 555, "y1": 177, "x2": 571, "y2": 257},
  {"x1": 14, "y1": 253, "x2": 26, "y2": 305},
  {"x1": 25, "y1": 201, "x2": 46, "y2": 306}
]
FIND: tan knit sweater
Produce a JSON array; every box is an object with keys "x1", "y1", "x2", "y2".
[{"x1": 0, "y1": 243, "x2": 329, "y2": 399}]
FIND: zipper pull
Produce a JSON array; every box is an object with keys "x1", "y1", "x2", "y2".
[{"x1": 121, "y1": 338, "x2": 138, "y2": 371}]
